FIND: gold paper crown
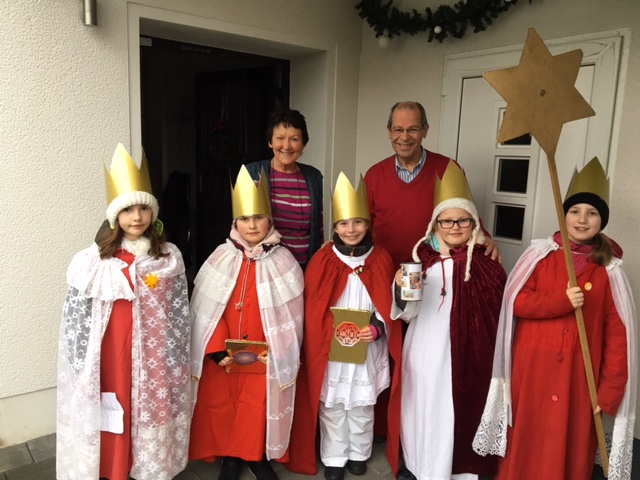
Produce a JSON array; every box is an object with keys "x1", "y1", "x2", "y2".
[
  {"x1": 231, "y1": 165, "x2": 271, "y2": 219},
  {"x1": 564, "y1": 157, "x2": 609, "y2": 204},
  {"x1": 332, "y1": 172, "x2": 370, "y2": 223},
  {"x1": 104, "y1": 143, "x2": 153, "y2": 204},
  {"x1": 434, "y1": 161, "x2": 474, "y2": 207}
]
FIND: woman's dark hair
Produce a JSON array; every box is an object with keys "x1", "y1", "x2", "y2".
[
  {"x1": 265, "y1": 108, "x2": 309, "y2": 146},
  {"x1": 98, "y1": 221, "x2": 168, "y2": 259},
  {"x1": 589, "y1": 232, "x2": 614, "y2": 266}
]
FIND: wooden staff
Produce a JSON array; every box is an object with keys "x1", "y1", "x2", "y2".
[{"x1": 546, "y1": 154, "x2": 609, "y2": 477}]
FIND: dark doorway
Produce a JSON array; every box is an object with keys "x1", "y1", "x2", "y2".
[{"x1": 140, "y1": 36, "x2": 290, "y2": 284}]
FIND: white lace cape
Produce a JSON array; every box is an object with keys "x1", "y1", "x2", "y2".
[
  {"x1": 57, "y1": 242, "x2": 191, "y2": 480},
  {"x1": 190, "y1": 239, "x2": 304, "y2": 460},
  {"x1": 472, "y1": 237, "x2": 638, "y2": 480}
]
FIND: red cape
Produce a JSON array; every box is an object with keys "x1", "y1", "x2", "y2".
[
  {"x1": 284, "y1": 244, "x2": 398, "y2": 474},
  {"x1": 386, "y1": 243, "x2": 506, "y2": 476}
]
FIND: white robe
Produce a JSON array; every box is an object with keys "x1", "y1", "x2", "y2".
[
  {"x1": 394, "y1": 257, "x2": 477, "y2": 480},
  {"x1": 320, "y1": 246, "x2": 390, "y2": 409}
]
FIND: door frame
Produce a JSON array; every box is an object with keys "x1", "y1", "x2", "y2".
[
  {"x1": 126, "y1": 3, "x2": 335, "y2": 192},
  {"x1": 439, "y1": 29, "x2": 629, "y2": 174}
]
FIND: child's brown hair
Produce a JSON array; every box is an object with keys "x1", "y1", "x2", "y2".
[{"x1": 98, "y1": 222, "x2": 168, "y2": 259}]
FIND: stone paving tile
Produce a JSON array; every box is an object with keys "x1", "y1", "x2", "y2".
[
  {"x1": 0, "y1": 437, "x2": 619, "y2": 480},
  {"x1": 0, "y1": 438, "x2": 391, "y2": 479},
  {"x1": 173, "y1": 463, "x2": 201, "y2": 480},
  {"x1": 367, "y1": 441, "x2": 393, "y2": 477},
  {"x1": 26, "y1": 433, "x2": 56, "y2": 463},
  {"x1": 182, "y1": 451, "x2": 390, "y2": 479},
  {"x1": 4, "y1": 456, "x2": 55, "y2": 480},
  {"x1": 0, "y1": 443, "x2": 32, "y2": 474},
  {"x1": 187, "y1": 458, "x2": 224, "y2": 478}
]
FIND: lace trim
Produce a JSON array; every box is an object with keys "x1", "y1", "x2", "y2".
[
  {"x1": 472, "y1": 377, "x2": 509, "y2": 457},
  {"x1": 596, "y1": 414, "x2": 635, "y2": 480}
]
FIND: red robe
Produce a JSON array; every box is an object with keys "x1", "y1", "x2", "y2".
[
  {"x1": 284, "y1": 244, "x2": 398, "y2": 474},
  {"x1": 100, "y1": 249, "x2": 134, "y2": 480},
  {"x1": 496, "y1": 247, "x2": 628, "y2": 480},
  {"x1": 386, "y1": 243, "x2": 506, "y2": 476},
  {"x1": 189, "y1": 258, "x2": 275, "y2": 462}
]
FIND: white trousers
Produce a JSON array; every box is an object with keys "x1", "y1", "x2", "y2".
[{"x1": 318, "y1": 402, "x2": 374, "y2": 467}]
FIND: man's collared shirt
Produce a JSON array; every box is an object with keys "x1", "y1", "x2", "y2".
[{"x1": 395, "y1": 148, "x2": 426, "y2": 183}]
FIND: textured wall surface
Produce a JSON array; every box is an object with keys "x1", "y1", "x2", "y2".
[
  {"x1": 0, "y1": 0, "x2": 362, "y2": 446},
  {"x1": 0, "y1": 1, "x2": 130, "y2": 402}
]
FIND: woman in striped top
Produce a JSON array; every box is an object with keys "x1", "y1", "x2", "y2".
[{"x1": 246, "y1": 108, "x2": 324, "y2": 268}]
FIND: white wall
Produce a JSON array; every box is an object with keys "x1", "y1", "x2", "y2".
[
  {"x1": 0, "y1": 0, "x2": 131, "y2": 446},
  {"x1": 0, "y1": 0, "x2": 362, "y2": 447},
  {"x1": 356, "y1": 0, "x2": 640, "y2": 436}
]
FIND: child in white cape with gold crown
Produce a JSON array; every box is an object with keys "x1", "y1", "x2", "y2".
[{"x1": 57, "y1": 144, "x2": 191, "y2": 480}]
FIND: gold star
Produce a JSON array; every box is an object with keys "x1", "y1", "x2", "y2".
[
  {"x1": 484, "y1": 28, "x2": 595, "y2": 158},
  {"x1": 144, "y1": 272, "x2": 160, "y2": 290}
]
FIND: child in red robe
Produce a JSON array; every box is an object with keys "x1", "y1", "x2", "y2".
[
  {"x1": 474, "y1": 158, "x2": 636, "y2": 480},
  {"x1": 189, "y1": 166, "x2": 304, "y2": 480},
  {"x1": 285, "y1": 173, "x2": 396, "y2": 480}
]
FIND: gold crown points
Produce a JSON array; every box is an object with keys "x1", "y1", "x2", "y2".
[
  {"x1": 564, "y1": 157, "x2": 609, "y2": 205},
  {"x1": 332, "y1": 172, "x2": 370, "y2": 224},
  {"x1": 434, "y1": 161, "x2": 474, "y2": 207},
  {"x1": 231, "y1": 165, "x2": 271, "y2": 219},
  {"x1": 104, "y1": 143, "x2": 153, "y2": 205}
]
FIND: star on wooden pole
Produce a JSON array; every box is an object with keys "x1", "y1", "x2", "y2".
[
  {"x1": 484, "y1": 27, "x2": 610, "y2": 477},
  {"x1": 484, "y1": 27, "x2": 595, "y2": 158}
]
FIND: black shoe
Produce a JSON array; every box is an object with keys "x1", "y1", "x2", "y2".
[
  {"x1": 397, "y1": 466, "x2": 417, "y2": 480},
  {"x1": 373, "y1": 434, "x2": 387, "y2": 444},
  {"x1": 218, "y1": 456, "x2": 243, "y2": 480},
  {"x1": 323, "y1": 466, "x2": 345, "y2": 480},
  {"x1": 246, "y1": 457, "x2": 278, "y2": 480},
  {"x1": 346, "y1": 460, "x2": 367, "y2": 476}
]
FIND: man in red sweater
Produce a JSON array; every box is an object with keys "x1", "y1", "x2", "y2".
[{"x1": 364, "y1": 101, "x2": 500, "y2": 267}]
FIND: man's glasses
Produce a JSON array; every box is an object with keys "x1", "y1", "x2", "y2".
[
  {"x1": 437, "y1": 218, "x2": 473, "y2": 229},
  {"x1": 389, "y1": 127, "x2": 424, "y2": 136}
]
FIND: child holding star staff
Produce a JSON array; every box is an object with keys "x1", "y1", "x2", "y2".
[
  {"x1": 473, "y1": 158, "x2": 637, "y2": 480},
  {"x1": 56, "y1": 144, "x2": 191, "y2": 480},
  {"x1": 475, "y1": 28, "x2": 636, "y2": 479}
]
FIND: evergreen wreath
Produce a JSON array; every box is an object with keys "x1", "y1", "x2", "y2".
[{"x1": 356, "y1": 0, "x2": 533, "y2": 43}]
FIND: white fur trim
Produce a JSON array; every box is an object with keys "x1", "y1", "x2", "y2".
[
  {"x1": 121, "y1": 236, "x2": 152, "y2": 257},
  {"x1": 106, "y1": 191, "x2": 159, "y2": 228},
  {"x1": 411, "y1": 197, "x2": 482, "y2": 282}
]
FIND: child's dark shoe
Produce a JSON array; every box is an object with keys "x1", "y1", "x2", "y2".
[
  {"x1": 397, "y1": 465, "x2": 417, "y2": 480},
  {"x1": 323, "y1": 465, "x2": 345, "y2": 480},
  {"x1": 218, "y1": 456, "x2": 243, "y2": 480},
  {"x1": 346, "y1": 460, "x2": 367, "y2": 475},
  {"x1": 246, "y1": 457, "x2": 278, "y2": 480}
]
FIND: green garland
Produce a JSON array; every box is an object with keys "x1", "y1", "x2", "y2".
[{"x1": 356, "y1": 0, "x2": 532, "y2": 43}]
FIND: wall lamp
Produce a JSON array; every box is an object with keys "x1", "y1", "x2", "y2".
[{"x1": 83, "y1": 0, "x2": 97, "y2": 26}]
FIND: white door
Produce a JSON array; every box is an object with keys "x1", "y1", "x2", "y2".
[
  {"x1": 457, "y1": 68, "x2": 593, "y2": 272},
  {"x1": 439, "y1": 31, "x2": 624, "y2": 273}
]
